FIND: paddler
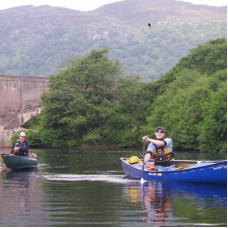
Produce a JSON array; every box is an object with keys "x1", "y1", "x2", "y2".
[
  {"x1": 11, "y1": 132, "x2": 29, "y2": 156},
  {"x1": 142, "y1": 127, "x2": 175, "y2": 171}
]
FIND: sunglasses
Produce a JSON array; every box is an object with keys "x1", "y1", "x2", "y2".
[{"x1": 156, "y1": 131, "x2": 164, "y2": 133}]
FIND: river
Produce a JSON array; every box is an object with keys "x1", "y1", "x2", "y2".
[{"x1": 0, "y1": 148, "x2": 227, "y2": 227}]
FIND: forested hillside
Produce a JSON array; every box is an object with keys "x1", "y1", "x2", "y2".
[
  {"x1": 16, "y1": 38, "x2": 227, "y2": 152},
  {"x1": 0, "y1": 0, "x2": 226, "y2": 81},
  {"x1": 142, "y1": 38, "x2": 227, "y2": 152}
]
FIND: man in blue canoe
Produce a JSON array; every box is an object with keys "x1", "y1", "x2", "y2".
[
  {"x1": 142, "y1": 127, "x2": 175, "y2": 171},
  {"x1": 11, "y1": 132, "x2": 29, "y2": 156}
]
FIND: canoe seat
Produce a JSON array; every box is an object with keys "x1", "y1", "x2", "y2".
[
  {"x1": 175, "y1": 162, "x2": 183, "y2": 170},
  {"x1": 185, "y1": 162, "x2": 215, "y2": 169}
]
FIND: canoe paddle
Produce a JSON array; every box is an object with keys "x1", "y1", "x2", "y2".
[{"x1": 141, "y1": 141, "x2": 146, "y2": 183}]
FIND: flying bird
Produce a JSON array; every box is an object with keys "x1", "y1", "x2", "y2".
[{"x1": 148, "y1": 23, "x2": 151, "y2": 28}]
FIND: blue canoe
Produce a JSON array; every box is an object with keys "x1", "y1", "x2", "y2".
[{"x1": 120, "y1": 158, "x2": 227, "y2": 184}]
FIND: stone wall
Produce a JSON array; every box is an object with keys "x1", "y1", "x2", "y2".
[
  {"x1": 0, "y1": 75, "x2": 49, "y2": 147},
  {"x1": 0, "y1": 130, "x2": 14, "y2": 149}
]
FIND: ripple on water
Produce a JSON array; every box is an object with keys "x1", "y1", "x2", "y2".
[{"x1": 42, "y1": 174, "x2": 140, "y2": 184}]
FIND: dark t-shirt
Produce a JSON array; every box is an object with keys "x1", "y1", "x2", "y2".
[{"x1": 11, "y1": 140, "x2": 29, "y2": 156}]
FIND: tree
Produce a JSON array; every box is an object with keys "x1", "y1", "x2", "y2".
[
  {"x1": 198, "y1": 77, "x2": 227, "y2": 152},
  {"x1": 141, "y1": 38, "x2": 227, "y2": 152},
  {"x1": 16, "y1": 38, "x2": 227, "y2": 151},
  {"x1": 38, "y1": 48, "x2": 142, "y2": 147}
]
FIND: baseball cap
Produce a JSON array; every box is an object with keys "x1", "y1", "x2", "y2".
[{"x1": 155, "y1": 127, "x2": 165, "y2": 132}]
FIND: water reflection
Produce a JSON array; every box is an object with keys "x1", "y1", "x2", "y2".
[
  {"x1": 1, "y1": 170, "x2": 32, "y2": 208},
  {"x1": 124, "y1": 181, "x2": 173, "y2": 225},
  {"x1": 123, "y1": 181, "x2": 227, "y2": 226},
  {"x1": 0, "y1": 169, "x2": 49, "y2": 227},
  {"x1": 0, "y1": 148, "x2": 226, "y2": 226},
  {"x1": 143, "y1": 182, "x2": 172, "y2": 224}
]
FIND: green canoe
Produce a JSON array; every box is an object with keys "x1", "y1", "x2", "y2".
[{"x1": 0, "y1": 154, "x2": 38, "y2": 170}]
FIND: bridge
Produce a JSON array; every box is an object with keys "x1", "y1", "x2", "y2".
[{"x1": 0, "y1": 75, "x2": 49, "y2": 147}]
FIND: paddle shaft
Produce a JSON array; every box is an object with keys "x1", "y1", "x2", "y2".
[{"x1": 141, "y1": 141, "x2": 146, "y2": 181}]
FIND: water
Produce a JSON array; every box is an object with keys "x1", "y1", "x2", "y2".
[{"x1": 0, "y1": 149, "x2": 227, "y2": 227}]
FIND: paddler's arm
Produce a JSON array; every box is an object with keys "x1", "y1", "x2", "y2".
[
  {"x1": 142, "y1": 136, "x2": 165, "y2": 146},
  {"x1": 143, "y1": 153, "x2": 151, "y2": 165},
  {"x1": 11, "y1": 145, "x2": 19, "y2": 154},
  {"x1": 141, "y1": 137, "x2": 154, "y2": 165},
  {"x1": 141, "y1": 136, "x2": 166, "y2": 165}
]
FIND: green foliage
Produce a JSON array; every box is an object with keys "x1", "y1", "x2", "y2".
[
  {"x1": 198, "y1": 79, "x2": 227, "y2": 152},
  {"x1": 20, "y1": 38, "x2": 227, "y2": 151},
  {"x1": 142, "y1": 38, "x2": 227, "y2": 152},
  {"x1": 178, "y1": 38, "x2": 227, "y2": 75},
  {"x1": 11, "y1": 129, "x2": 43, "y2": 148},
  {"x1": 25, "y1": 48, "x2": 143, "y2": 147}
]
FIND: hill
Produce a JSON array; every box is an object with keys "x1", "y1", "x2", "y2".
[{"x1": 0, "y1": 0, "x2": 226, "y2": 81}]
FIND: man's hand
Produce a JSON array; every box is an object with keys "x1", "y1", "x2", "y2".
[
  {"x1": 14, "y1": 147, "x2": 20, "y2": 151},
  {"x1": 142, "y1": 136, "x2": 148, "y2": 142}
]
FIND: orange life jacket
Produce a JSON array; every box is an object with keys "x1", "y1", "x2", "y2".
[{"x1": 153, "y1": 146, "x2": 174, "y2": 163}]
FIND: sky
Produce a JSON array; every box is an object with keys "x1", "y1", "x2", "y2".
[{"x1": 0, "y1": 0, "x2": 226, "y2": 11}]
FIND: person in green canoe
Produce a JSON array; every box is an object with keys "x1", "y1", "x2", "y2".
[
  {"x1": 11, "y1": 132, "x2": 29, "y2": 156},
  {"x1": 142, "y1": 127, "x2": 175, "y2": 171}
]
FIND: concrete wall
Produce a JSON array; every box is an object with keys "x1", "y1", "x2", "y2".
[
  {"x1": 0, "y1": 75, "x2": 49, "y2": 147},
  {"x1": 0, "y1": 130, "x2": 14, "y2": 149}
]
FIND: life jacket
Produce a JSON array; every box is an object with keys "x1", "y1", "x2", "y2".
[
  {"x1": 12, "y1": 140, "x2": 29, "y2": 156},
  {"x1": 153, "y1": 146, "x2": 174, "y2": 163}
]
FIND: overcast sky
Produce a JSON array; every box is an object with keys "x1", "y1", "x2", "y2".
[{"x1": 0, "y1": 0, "x2": 226, "y2": 11}]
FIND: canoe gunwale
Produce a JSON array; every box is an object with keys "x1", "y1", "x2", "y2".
[{"x1": 120, "y1": 157, "x2": 227, "y2": 173}]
